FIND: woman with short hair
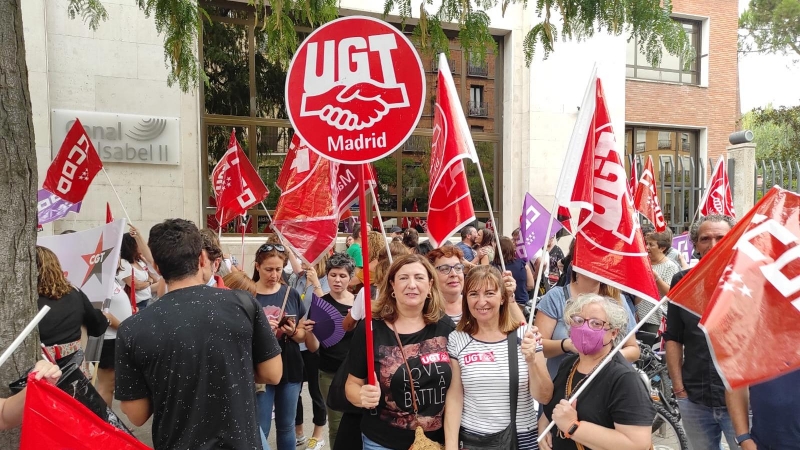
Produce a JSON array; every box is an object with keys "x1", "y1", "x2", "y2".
[{"x1": 540, "y1": 294, "x2": 654, "y2": 450}]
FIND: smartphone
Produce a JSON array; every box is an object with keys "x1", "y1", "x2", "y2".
[
  {"x1": 102, "y1": 298, "x2": 112, "y2": 313},
  {"x1": 278, "y1": 314, "x2": 296, "y2": 327}
]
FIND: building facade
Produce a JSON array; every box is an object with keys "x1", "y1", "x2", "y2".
[{"x1": 24, "y1": 0, "x2": 736, "y2": 243}]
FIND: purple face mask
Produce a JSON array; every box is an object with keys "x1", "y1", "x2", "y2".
[{"x1": 569, "y1": 321, "x2": 610, "y2": 355}]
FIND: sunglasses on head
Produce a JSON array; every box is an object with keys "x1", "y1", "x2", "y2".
[{"x1": 257, "y1": 244, "x2": 286, "y2": 254}]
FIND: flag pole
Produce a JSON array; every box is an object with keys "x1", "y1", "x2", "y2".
[
  {"x1": 473, "y1": 161, "x2": 506, "y2": 272},
  {"x1": 359, "y1": 164, "x2": 376, "y2": 386},
  {"x1": 218, "y1": 208, "x2": 223, "y2": 239},
  {"x1": 538, "y1": 297, "x2": 668, "y2": 442},
  {"x1": 240, "y1": 215, "x2": 247, "y2": 269},
  {"x1": 101, "y1": 167, "x2": 133, "y2": 225},
  {"x1": 259, "y1": 201, "x2": 275, "y2": 230},
  {"x1": 0, "y1": 306, "x2": 51, "y2": 369},
  {"x1": 368, "y1": 186, "x2": 392, "y2": 264}
]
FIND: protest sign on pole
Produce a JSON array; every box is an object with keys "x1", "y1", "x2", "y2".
[{"x1": 516, "y1": 193, "x2": 563, "y2": 262}]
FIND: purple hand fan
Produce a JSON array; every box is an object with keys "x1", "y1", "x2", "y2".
[{"x1": 308, "y1": 294, "x2": 345, "y2": 348}]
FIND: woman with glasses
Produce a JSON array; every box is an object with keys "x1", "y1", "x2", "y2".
[
  {"x1": 253, "y1": 243, "x2": 307, "y2": 450},
  {"x1": 445, "y1": 266, "x2": 552, "y2": 450},
  {"x1": 540, "y1": 294, "x2": 654, "y2": 450},
  {"x1": 345, "y1": 254, "x2": 455, "y2": 450},
  {"x1": 426, "y1": 246, "x2": 467, "y2": 322}
]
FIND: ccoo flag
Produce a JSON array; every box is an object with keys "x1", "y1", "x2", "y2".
[
  {"x1": 43, "y1": 119, "x2": 103, "y2": 204},
  {"x1": 516, "y1": 193, "x2": 563, "y2": 262},
  {"x1": 212, "y1": 131, "x2": 270, "y2": 229},
  {"x1": 427, "y1": 54, "x2": 477, "y2": 247},
  {"x1": 667, "y1": 187, "x2": 800, "y2": 389}
]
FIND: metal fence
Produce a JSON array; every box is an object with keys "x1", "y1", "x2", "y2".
[{"x1": 755, "y1": 160, "x2": 800, "y2": 201}]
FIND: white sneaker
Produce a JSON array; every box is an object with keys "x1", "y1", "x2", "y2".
[
  {"x1": 305, "y1": 437, "x2": 325, "y2": 450},
  {"x1": 295, "y1": 435, "x2": 307, "y2": 447}
]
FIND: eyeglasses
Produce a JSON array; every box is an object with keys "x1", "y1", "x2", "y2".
[
  {"x1": 435, "y1": 263, "x2": 465, "y2": 275},
  {"x1": 569, "y1": 315, "x2": 609, "y2": 331},
  {"x1": 257, "y1": 244, "x2": 286, "y2": 254}
]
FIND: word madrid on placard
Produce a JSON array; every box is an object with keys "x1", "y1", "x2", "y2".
[{"x1": 285, "y1": 16, "x2": 425, "y2": 164}]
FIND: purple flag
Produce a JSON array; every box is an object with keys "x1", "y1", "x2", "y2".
[
  {"x1": 515, "y1": 193, "x2": 562, "y2": 262},
  {"x1": 37, "y1": 189, "x2": 81, "y2": 225},
  {"x1": 671, "y1": 234, "x2": 694, "y2": 263}
]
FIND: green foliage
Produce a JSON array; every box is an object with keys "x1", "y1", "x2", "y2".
[
  {"x1": 742, "y1": 105, "x2": 800, "y2": 160},
  {"x1": 252, "y1": 0, "x2": 338, "y2": 66},
  {"x1": 740, "y1": 0, "x2": 800, "y2": 58},
  {"x1": 67, "y1": 0, "x2": 109, "y2": 30}
]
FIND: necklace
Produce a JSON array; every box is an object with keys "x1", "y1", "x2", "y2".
[{"x1": 557, "y1": 358, "x2": 602, "y2": 440}]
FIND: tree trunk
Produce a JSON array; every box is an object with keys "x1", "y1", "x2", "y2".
[{"x1": 0, "y1": 0, "x2": 42, "y2": 444}]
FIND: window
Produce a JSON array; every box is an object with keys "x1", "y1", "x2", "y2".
[
  {"x1": 626, "y1": 19, "x2": 700, "y2": 84},
  {"x1": 201, "y1": 2, "x2": 503, "y2": 234}
]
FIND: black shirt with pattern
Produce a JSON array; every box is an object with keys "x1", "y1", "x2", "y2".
[
  {"x1": 318, "y1": 293, "x2": 355, "y2": 374},
  {"x1": 115, "y1": 285, "x2": 281, "y2": 450},
  {"x1": 256, "y1": 284, "x2": 306, "y2": 384},
  {"x1": 348, "y1": 318, "x2": 456, "y2": 450}
]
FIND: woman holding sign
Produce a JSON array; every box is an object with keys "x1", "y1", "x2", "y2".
[{"x1": 345, "y1": 254, "x2": 455, "y2": 450}]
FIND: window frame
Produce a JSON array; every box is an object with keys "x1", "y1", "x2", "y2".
[{"x1": 626, "y1": 18, "x2": 701, "y2": 85}]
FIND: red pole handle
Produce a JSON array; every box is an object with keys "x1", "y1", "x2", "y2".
[{"x1": 359, "y1": 164, "x2": 376, "y2": 386}]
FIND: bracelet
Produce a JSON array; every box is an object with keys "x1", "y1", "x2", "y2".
[
  {"x1": 564, "y1": 420, "x2": 581, "y2": 439},
  {"x1": 560, "y1": 338, "x2": 568, "y2": 354},
  {"x1": 673, "y1": 388, "x2": 686, "y2": 395},
  {"x1": 314, "y1": 285, "x2": 322, "y2": 290}
]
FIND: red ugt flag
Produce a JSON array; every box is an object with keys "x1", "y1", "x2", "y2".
[
  {"x1": 272, "y1": 135, "x2": 338, "y2": 265},
  {"x1": 634, "y1": 155, "x2": 667, "y2": 232},
  {"x1": 700, "y1": 156, "x2": 735, "y2": 217},
  {"x1": 43, "y1": 119, "x2": 103, "y2": 204},
  {"x1": 212, "y1": 131, "x2": 270, "y2": 229},
  {"x1": 427, "y1": 54, "x2": 477, "y2": 247},
  {"x1": 668, "y1": 187, "x2": 800, "y2": 389},
  {"x1": 556, "y1": 75, "x2": 659, "y2": 303}
]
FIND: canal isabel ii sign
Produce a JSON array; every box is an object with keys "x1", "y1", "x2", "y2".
[
  {"x1": 51, "y1": 110, "x2": 180, "y2": 165},
  {"x1": 285, "y1": 16, "x2": 425, "y2": 164}
]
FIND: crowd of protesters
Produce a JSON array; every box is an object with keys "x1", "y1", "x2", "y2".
[{"x1": 6, "y1": 213, "x2": 794, "y2": 450}]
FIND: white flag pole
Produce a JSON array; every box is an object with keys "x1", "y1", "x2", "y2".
[
  {"x1": 259, "y1": 201, "x2": 274, "y2": 231},
  {"x1": 474, "y1": 161, "x2": 506, "y2": 272},
  {"x1": 538, "y1": 297, "x2": 668, "y2": 442},
  {"x1": 101, "y1": 167, "x2": 133, "y2": 225},
  {"x1": 218, "y1": 208, "x2": 224, "y2": 239},
  {"x1": 369, "y1": 186, "x2": 392, "y2": 264},
  {"x1": 0, "y1": 306, "x2": 51, "y2": 369}
]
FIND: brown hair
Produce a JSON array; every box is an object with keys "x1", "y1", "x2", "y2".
[
  {"x1": 200, "y1": 228, "x2": 223, "y2": 261},
  {"x1": 252, "y1": 241, "x2": 288, "y2": 283},
  {"x1": 223, "y1": 271, "x2": 257, "y2": 295},
  {"x1": 477, "y1": 228, "x2": 495, "y2": 249},
  {"x1": 499, "y1": 236, "x2": 517, "y2": 262},
  {"x1": 426, "y1": 245, "x2": 464, "y2": 265},
  {"x1": 36, "y1": 246, "x2": 72, "y2": 299},
  {"x1": 646, "y1": 230, "x2": 673, "y2": 251},
  {"x1": 373, "y1": 241, "x2": 410, "y2": 287},
  {"x1": 402, "y1": 228, "x2": 419, "y2": 249},
  {"x1": 457, "y1": 265, "x2": 519, "y2": 335},
  {"x1": 373, "y1": 254, "x2": 445, "y2": 325},
  {"x1": 367, "y1": 231, "x2": 387, "y2": 262}
]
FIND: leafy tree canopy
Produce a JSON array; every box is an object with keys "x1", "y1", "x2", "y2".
[
  {"x1": 742, "y1": 104, "x2": 800, "y2": 160},
  {"x1": 740, "y1": 0, "x2": 800, "y2": 58},
  {"x1": 70, "y1": 0, "x2": 693, "y2": 92}
]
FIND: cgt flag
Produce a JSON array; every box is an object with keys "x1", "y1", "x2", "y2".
[
  {"x1": 634, "y1": 155, "x2": 667, "y2": 232},
  {"x1": 516, "y1": 193, "x2": 563, "y2": 261},
  {"x1": 554, "y1": 73, "x2": 659, "y2": 304},
  {"x1": 700, "y1": 156, "x2": 735, "y2": 218},
  {"x1": 668, "y1": 187, "x2": 800, "y2": 389},
  {"x1": 427, "y1": 54, "x2": 477, "y2": 247},
  {"x1": 212, "y1": 131, "x2": 270, "y2": 229},
  {"x1": 37, "y1": 219, "x2": 126, "y2": 303},
  {"x1": 43, "y1": 119, "x2": 103, "y2": 204},
  {"x1": 272, "y1": 135, "x2": 338, "y2": 265}
]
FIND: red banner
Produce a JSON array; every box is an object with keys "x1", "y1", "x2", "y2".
[
  {"x1": 668, "y1": 187, "x2": 800, "y2": 389},
  {"x1": 427, "y1": 55, "x2": 477, "y2": 247},
  {"x1": 213, "y1": 131, "x2": 270, "y2": 229},
  {"x1": 332, "y1": 161, "x2": 376, "y2": 216},
  {"x1": 43, "y1": 119, "x2": 103, "y2": 204},
  {"x1": 272, "y1": 135, "x2": 338, "y2": 264},
  {"x1": 634, "y1": 155, "x2": 667, "y2": 232},
  {"x1": 565, "y1": 78, "x2": 659, "y2": 303},
  {"x1": 700, "y1": 156, "x2": 735, "y2": 217}
]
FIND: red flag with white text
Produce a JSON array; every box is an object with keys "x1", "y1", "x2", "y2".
[
  {"x1": 668, "y1": 187, "x2": 800, "y2": 389},
  {"x1": 43, "y1": 119, "x2": 103, "y2": 204},
  {"x1": 427, "y1": 54, "x2": 477, "y2": 247},
  {"x1": 700, "y1": 156, "x2": 735, "y2": 217},
  {"x1": 272, "y1": 135, "x2": 338, "y2": 265},
  {"x1": 634, "y1": 155, "x2": 667, "y2": 232},
  {"x1": 628, "y1": 155, "x2": 639, "y2": 199},
  {"x1": 556, "y1": 76, "x2": 659, "y2": 303},
  {"x1": 213, "y1": 131, "x2": 270, "y2": 229}
]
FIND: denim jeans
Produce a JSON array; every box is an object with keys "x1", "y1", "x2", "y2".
[
  {"x1": 362, "y1": 433, "x2": 394, "y2": 450},
  {"x1": 677, "y1": 397, "x2": 736, "y2": 450},
  {"x1": 260, "y1": 427, "x2": 269, "y2": 450},
  {"x1": 257, "y1": 382, "x2": 302, "y2": 450}
]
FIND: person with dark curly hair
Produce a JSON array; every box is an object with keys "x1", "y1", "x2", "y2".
[{"x1": 119, "y1": 226, "x2": 156, "y2": 309}]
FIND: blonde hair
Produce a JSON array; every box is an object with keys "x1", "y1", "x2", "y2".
[
  {"x1": 367, "y1": 231, "x2": 387, "y2": 262},
  {"x1": 373, "y1": 254, "x2": 445, "y2": 325},
  {"x1": 36, "y1": 246, "x2": 72, "y2": 299},
  {"x1": 223, "y1": 271, "x2": 257, "y2": 295},
  {"x1": 457, "y1": 265, "x2": 519, "y2": 335}
]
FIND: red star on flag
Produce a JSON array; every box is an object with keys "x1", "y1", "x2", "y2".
[{"x1": 80, "y1": 233, "x2": 114, "y2": 287}]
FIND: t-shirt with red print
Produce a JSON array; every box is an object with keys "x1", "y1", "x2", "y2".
[{"x1": 348, "y1": 317, "x2": 456, "y2": 449}]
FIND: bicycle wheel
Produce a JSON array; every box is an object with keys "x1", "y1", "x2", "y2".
[{"x1": 651, "y1": 402, "x2": 690, "y2": 450}]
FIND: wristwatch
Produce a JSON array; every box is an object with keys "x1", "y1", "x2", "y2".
[{"x1": 735, "y1": 433, "x2": 753, "y2": 445}]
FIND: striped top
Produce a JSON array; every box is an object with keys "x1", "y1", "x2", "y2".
[{"x1": 447, "y1": 327, "x2": 541, "y2": 450}]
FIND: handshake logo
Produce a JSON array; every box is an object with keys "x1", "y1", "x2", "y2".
[{"x1": 299, "y1": 34, "x2": 410, "y2": 131}]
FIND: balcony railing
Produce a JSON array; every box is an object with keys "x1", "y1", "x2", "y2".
[
  {"x1": 468, "y1": 101, "x2": 489, "y2": 117},
  {"x1": 432, "y1": 58, "x2": 456, "y2": 74},
  {"x1": 467, "y1": 63, "x2": 489, "y2": 77}
]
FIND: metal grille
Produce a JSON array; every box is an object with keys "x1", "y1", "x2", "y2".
[{"x1": 755, "y1": 160, "x2": 800, "y2": 201}]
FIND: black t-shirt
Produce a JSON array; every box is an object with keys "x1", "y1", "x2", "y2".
[
  {"x1": 256, "y1": 285, "x2": 306, "y2": 384},
  {"x1": 38, "y1": 288, "x2": 108, "y2": 346},
  {"x1": 318, "y1": 293, "x2": 355, "y2": 374},
  {"x1": 348, "y1": 318, "x2": 455, "y2": 450},
  {"x1": 115, "y1": 285, "x2": 281, "y2": 450},
  {"x1": 542, "y1": 353, "x2": 655, "y2": 450}
]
